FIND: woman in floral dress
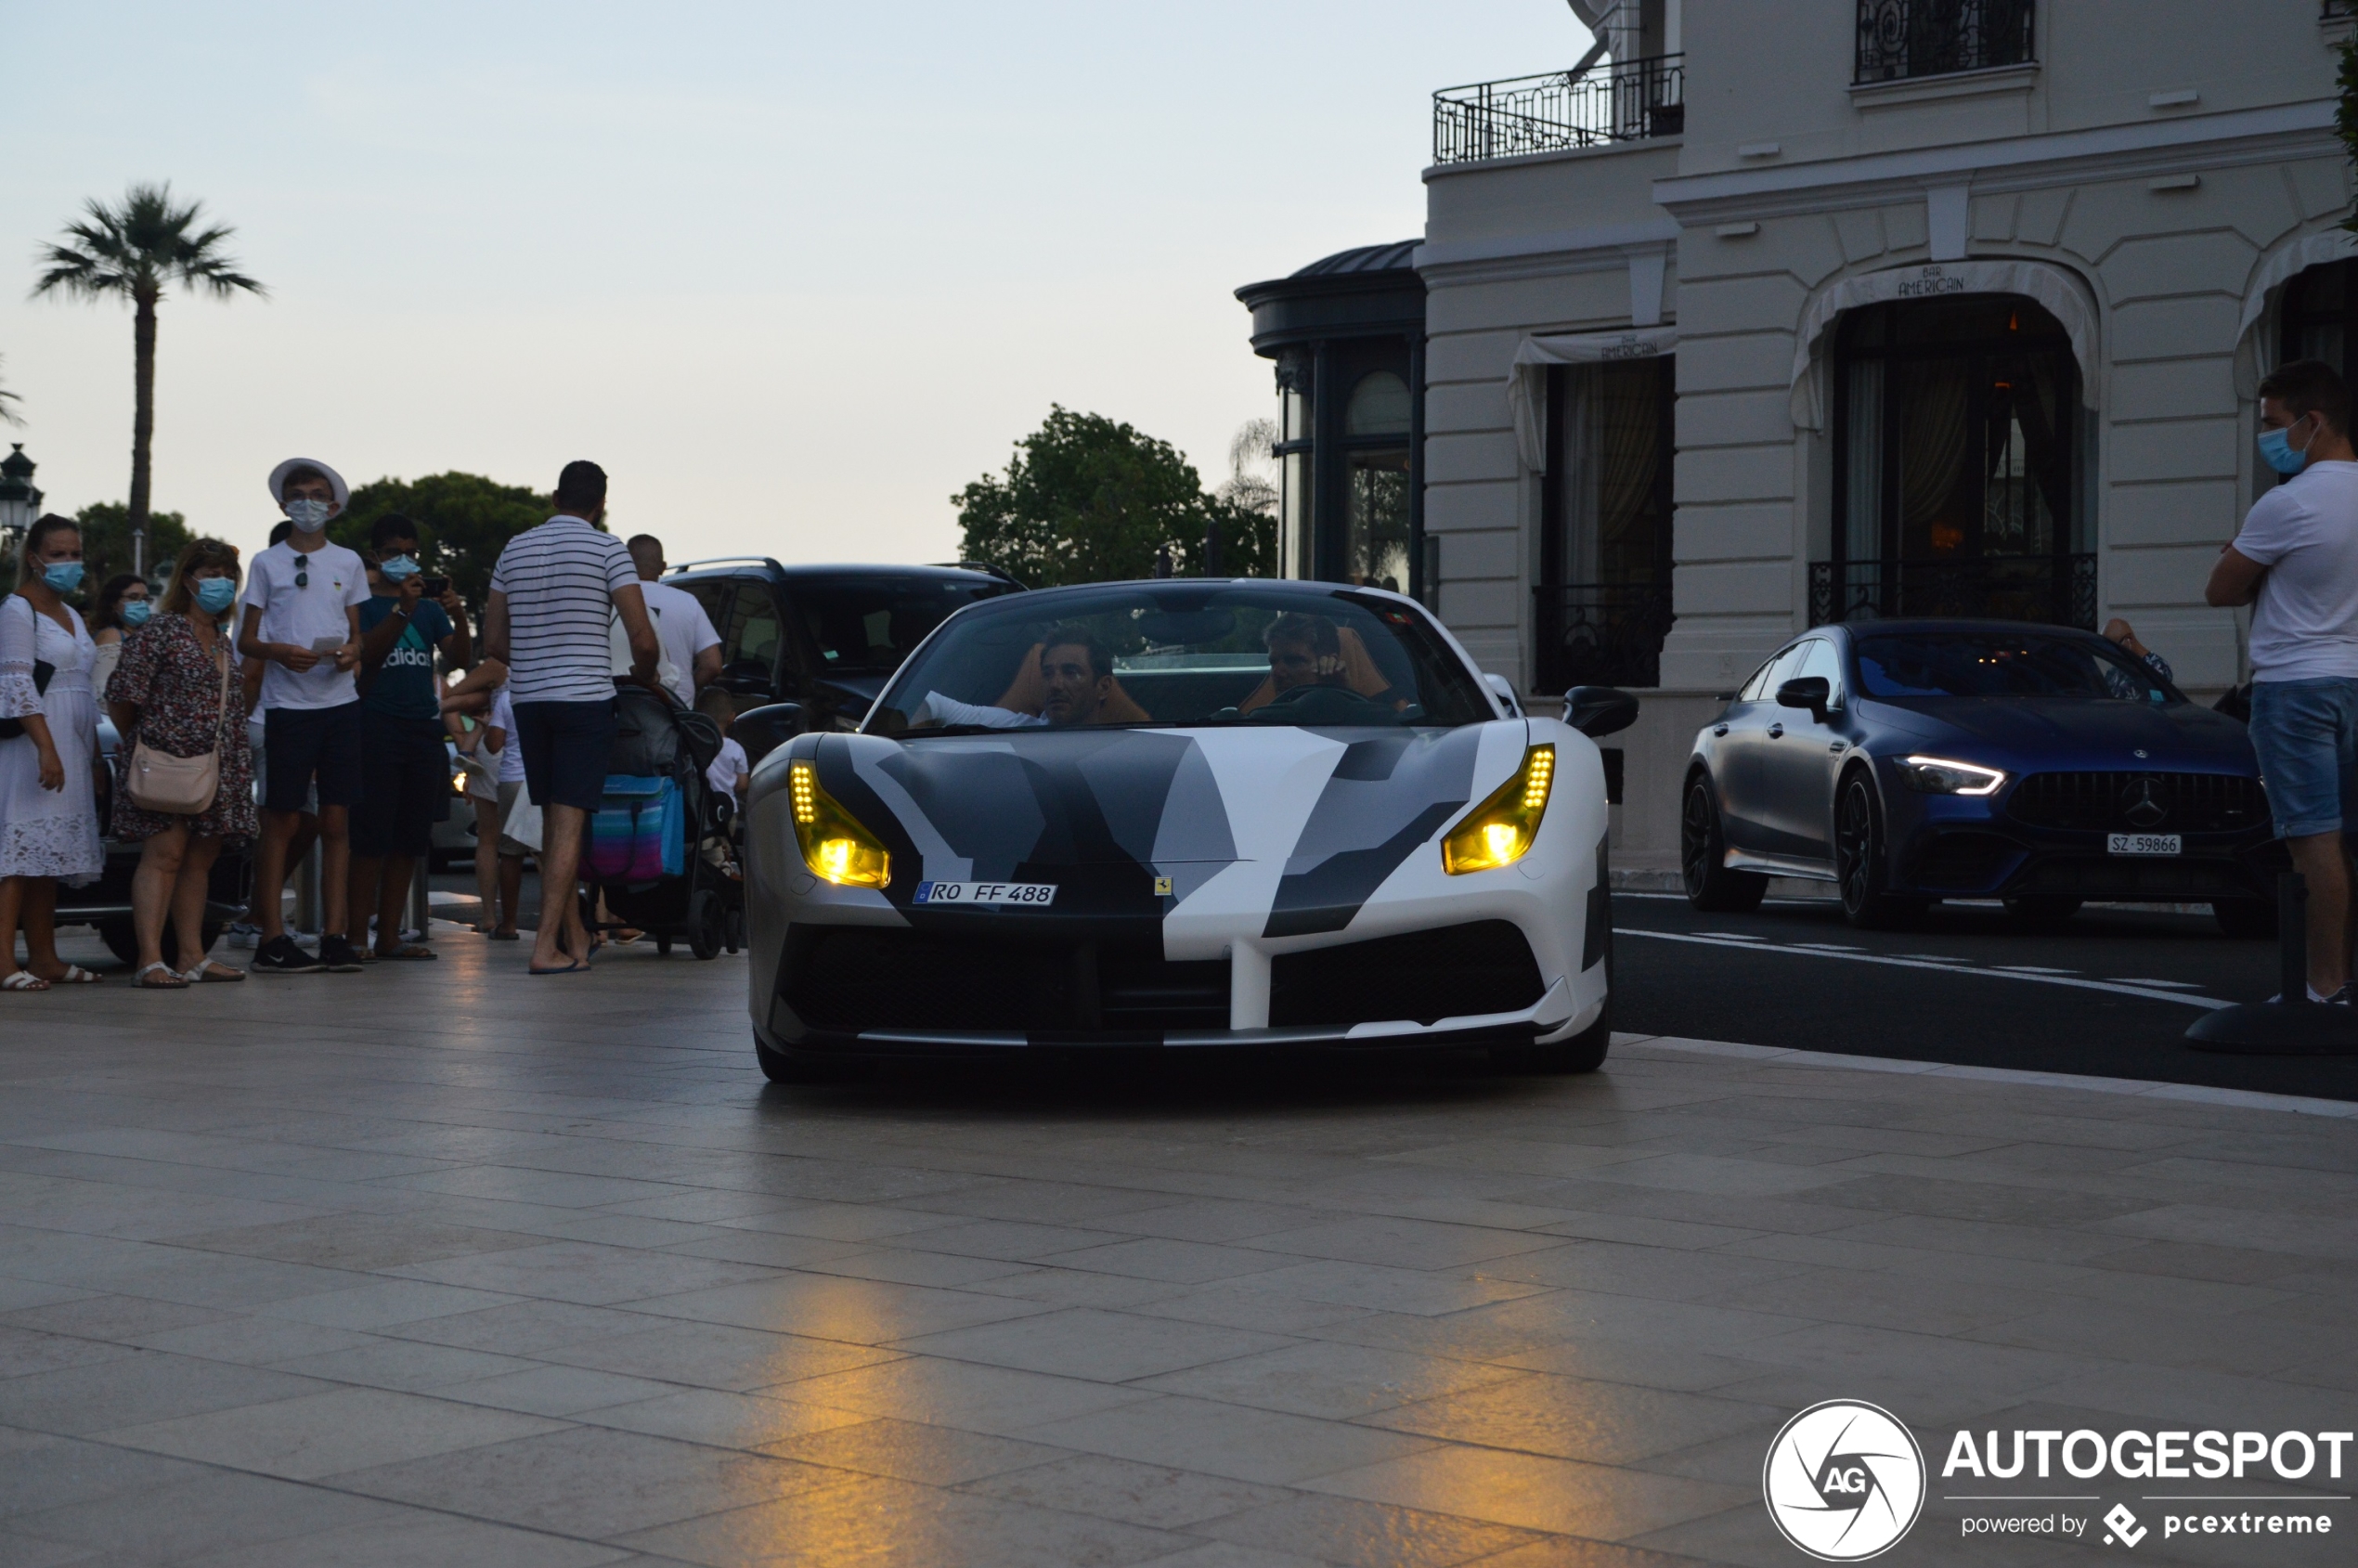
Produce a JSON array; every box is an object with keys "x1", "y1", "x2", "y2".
[{"x1": 106, "y1": 538, "x2": 257, "y2": 987}]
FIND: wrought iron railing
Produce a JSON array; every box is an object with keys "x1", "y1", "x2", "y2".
[
  {"x1": 1433, "y1": 55, "x2": 1684, "y2": 166},
  {"x1": 1534, "y1": 582, "x2": 1675, "y2": 693},
  {"x1": 1808, "y1": 554, "x2": 2095, "y2": 630},
  {"x1": 1856, "y1": 0, "x2": 2034, "y2": 83}
]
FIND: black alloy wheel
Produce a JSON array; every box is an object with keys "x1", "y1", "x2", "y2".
[
  {"x1": 1682, "y1": 776, "x2": 1767, "y2": 913},
  {"x1": 1835, "y1": 772, "x2": 1917, "y2": 929}
]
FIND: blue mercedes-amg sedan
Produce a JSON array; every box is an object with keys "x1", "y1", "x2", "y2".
[{"x1": 1681, "y1": 620, "x2": 2279, "y2": 934}]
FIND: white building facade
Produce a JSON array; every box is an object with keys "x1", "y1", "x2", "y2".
[{"x1": 1411, "y1": 0, "x2": 2354, "y2": 875}]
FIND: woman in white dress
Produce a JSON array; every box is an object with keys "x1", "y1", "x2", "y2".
[{"x1": 0, "y1": 516, "x2": 107, "y2": 991}]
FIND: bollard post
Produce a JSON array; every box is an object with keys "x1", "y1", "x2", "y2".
[
  {"x1": 294, "y1": 845, "x2": 321, "y2": 938},
  {"x1": 2279, "y1": 872, "x2": 2309, "y2": 1007}
]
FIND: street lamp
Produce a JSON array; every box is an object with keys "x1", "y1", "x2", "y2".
[{"x1": 0, "y1": 444, "x2": 40, "y2": 563}]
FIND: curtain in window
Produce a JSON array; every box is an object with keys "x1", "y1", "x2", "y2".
[
  {"x1": 1594, "y1": 360, "x2": 1665, "y2": 583},
  {"x1": 1898, "y1": 359, "x2": 1971, "y2": 557}
]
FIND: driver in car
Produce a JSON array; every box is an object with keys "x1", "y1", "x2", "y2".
[
  {"x1": 1265, "y1": 613, "x2": 1350, "y2": 696},
  {"x1": 913, "y1": 626, "x2": 1112, "y2": 730}
]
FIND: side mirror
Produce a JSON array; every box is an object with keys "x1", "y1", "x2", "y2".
[
  {"x1": 1564, "y1": 685, "x2": 1639, "y2": 739},
  {"x1": 733, "y1": 703, "x2": 807, "y2": 765},
  {"x1": 1776, "y1": 677, "x2": 1832, "y2": 722},
  {"x1": 1483, "y1": 673, "x2": 1523, "y2": 718}
]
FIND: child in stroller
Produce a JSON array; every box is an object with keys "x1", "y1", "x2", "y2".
[{"x1": 585, "y1": 682, "x2": 743, "y2": 959}]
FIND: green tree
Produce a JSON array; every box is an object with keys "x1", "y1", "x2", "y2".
[
  {"x1": 330, "y1": 472, "x2": 553, "y2": 609},
  {"x1": 73, "y1": 501, "x2": 190, "y2": 593},
  {"x1": 955, "y1": 407, "x2": 1272, "y2": 586},
  {"x1": 32, "y1": 183, "x2": 266, "y2": 576}
]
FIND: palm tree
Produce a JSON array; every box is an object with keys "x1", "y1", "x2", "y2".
[
  {"x1": 0, "y1": 356, "x2": 20, "y2": 427},
  {"x1": 32, "y1": 184, "x2": 265, "y2": 575}
]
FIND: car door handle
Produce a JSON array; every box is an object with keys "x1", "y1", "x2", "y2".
[
  {"x1": 1829, "y1": 741, "x2": 1846, "y2": 753},
  {"x1": 1713, "y1": 724, "x2": 1730, "y2": 737},
  {"x1": 1767, "y1": 723, "x2": 1783, "y2": 739}
]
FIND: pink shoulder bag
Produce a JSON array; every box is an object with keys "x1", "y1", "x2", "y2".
[{"x1": 125, "y1": 635, "x2": 235, "y2": 816}]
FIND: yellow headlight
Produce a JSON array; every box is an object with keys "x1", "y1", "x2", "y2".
[
  {"x1": 787, "y1": 758, "x2": 891, "y2": 888},
  {"x1": 450, "y1": 771, "x2": 468, "y2": 796},
  {"x1": 1443, "y1": 744, "x2": 1555, "y2": 875}
]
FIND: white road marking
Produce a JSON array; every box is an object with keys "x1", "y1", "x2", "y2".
[
  {"x1": 1894, "y1": 953, "x2": 1967, "y2": 963},
  {"x1": 1616, "y1": 927, "x2": 2230, "y2": 1010},
  {"x1": 2106, "y1": 978, "x2": 2205, "y2": 990},
  {"x1": 1695, "y1": 931, "x2": 1766, "y2": 941},
  {"x1": 1791, "y1": 942, "x2": 1866, "y2": 952},
  {"x1": 1993, "y1": 965, "x2": 2077, "y2": 975}
]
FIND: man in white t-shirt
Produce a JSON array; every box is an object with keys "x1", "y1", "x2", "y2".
[
  {"x1": 236, "y1": 459, "x2": 369, "y2": 976},
  {"x1": 620, "y1": 534, "x2": 722, "y2": 707},
  {"x1": 2208, "y1": 358, "x2": 2358, "y2": 1001}
]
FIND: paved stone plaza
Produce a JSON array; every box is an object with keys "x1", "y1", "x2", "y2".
[{"x1": 0, "y1": 931, "x2": 2352, "y2": 1566}]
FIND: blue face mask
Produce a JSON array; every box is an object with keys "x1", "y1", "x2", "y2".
[
  {"x1": 379, "y1": 555, "x2": 420, "y2": 581},
  {"x1": 120, "y1": 600, "x2": 153, "y2": 627},
  {"x1": 2260, "y1": 419, "x2": 2314, "y2": 476},
  {"x1": 284, "y1": 498, "x2": 332, "y2": 532},
  {"x1": 42, "y1": 562, "x2": 84, "y2": 594},
  {"x1": 194, "y1": 577, "x2": 238, "y2": 616}
]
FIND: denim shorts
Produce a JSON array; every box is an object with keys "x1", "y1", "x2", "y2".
[{"x1": 2248, "y1": 677, "x2": 2358, "y2": 838}]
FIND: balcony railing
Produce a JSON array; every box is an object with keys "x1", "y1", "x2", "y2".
[
  {"x1": 1856, "y1": 0, "x2": 2034, "y2": 83},
  {"x1": 1533, "y1": 582, "x2": 1675, "y2": 693},
  {"x1": 1434, "y1": 55, "x2": 1684, "y2": 167},
  {"x1": 1808, "y1": 554, "x2": 2095, "y2": 630}
]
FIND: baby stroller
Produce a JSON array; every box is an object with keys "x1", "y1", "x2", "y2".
[{"x1": 584, "y1": 682, "x2": 743, "y2": 959}]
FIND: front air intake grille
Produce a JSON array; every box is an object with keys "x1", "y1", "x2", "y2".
[
  {"x1": 1270, "y1": 920, "x2": 1546, "y2": 1029},
  {"x1": 1910, "y1": 832, "x2": 2019, "y2": 891},
  {"x1": 2006, "y1": 771, "x2": 2267, "y2": 834},
  {"x1": 781, "y1": 927, "x2": 1225, "y2": 1035}
]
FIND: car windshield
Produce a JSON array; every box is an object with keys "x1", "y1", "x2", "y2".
[
  {"x1": 1855, "y1": 632, "x2": 2180, "y2": 704},
  {"x1": 868, "y1": 584, "x2": 1495, "y2": 734},
  {"x1": 793, "y1": 575, "x2": 1011, "y2": 674}
]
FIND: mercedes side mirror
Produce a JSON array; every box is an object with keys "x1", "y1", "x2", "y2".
[
  {"x1": 732, "y1": 703, "x2": 807, "y2": 765},
  {"x1": 1776, "y1": 677, "x2": 1832, "y2": 723},
  {"x1": 1565, "y1": 686, "x2": 1639, "y2": 739}
]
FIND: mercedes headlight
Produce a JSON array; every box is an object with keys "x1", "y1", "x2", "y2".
[
  {"x1": 788, "y1": 758, "x2": 892, "y2": 888},
  {"x1": 1443, "y1": 745, "x2": 1555, "y2": 875},
  {"x1": 1898, "y1": 755, "x2": 2006, "y2": 796}
]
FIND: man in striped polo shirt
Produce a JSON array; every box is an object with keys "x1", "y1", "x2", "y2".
[{"x1": 482, "y1": 461, "x2": 659, "y2": 974}]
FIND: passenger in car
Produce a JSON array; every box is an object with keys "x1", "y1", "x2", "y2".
[
  {"x1": 918, "y1": 628, "x2": 1146, "y2": 729},
  {"x1": 1237, "y1": 614, "x2": 1396, "y2": 715}
]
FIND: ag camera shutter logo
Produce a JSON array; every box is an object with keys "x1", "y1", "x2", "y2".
[{"x1": 1763, "y1": 1400, "x2": 1926, "y2": 1561}]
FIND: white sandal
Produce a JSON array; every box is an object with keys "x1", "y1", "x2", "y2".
[
  {"x1": 47, "y1": 965, "x2": 102, "y2": 985},
  {"x1": 135, "y1": 962, "x2": 188, "y2": 990},
  {"x1": 0, "y1": 971, "x2": 49, "y2": 991},
  {"x1": 180, "y1": 960, "x2": 244, "y2": 983}
]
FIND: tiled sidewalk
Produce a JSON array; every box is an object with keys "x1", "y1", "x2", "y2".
[{"x1": 0, "y1": 932, "x2": 2352, "y2": 1565}]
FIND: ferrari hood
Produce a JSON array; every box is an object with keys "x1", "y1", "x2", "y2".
[{"x1": 812, "y1": 723, "x2": 1510, "y2": 939}]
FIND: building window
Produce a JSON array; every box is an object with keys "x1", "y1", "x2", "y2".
[
  {"x1": 1535, "y1": 356, "x2": 1676, "y2": 692},
  {"x1": 2281, "y1": 259, "x2": 2357, "y2": 382},
  {"x1": 1343, "y1": 372, "x2": 1413, "y2": 592},
  {"x1": 1820, "y1": 294, "x2": 2092, "y2": 628},
  {"x1": 1856, "y1": 0, "x2": 2034, "y2": 83}
]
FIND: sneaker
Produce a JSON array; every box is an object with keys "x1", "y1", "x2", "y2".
[
  {"x1": 317, "y1": 935, "x2": 365, "y2": 973},
  {"x1": 252, "y1": 935, "x2": 324, "y2": 974},
  {"x1": 225, "y1": 921, "x2": 259, "y2": 951}
]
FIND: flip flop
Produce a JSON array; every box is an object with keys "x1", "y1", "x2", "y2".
[
  {"x1": 528, "y1": 961, "x2": 589, "y2": 976},
  {"x1": 181, "y1": 961, "x2": 245, "y2": 983},
  {"x1": 374, "y1": 944, "x2": 438, "y2": 961},
  {"x1": 488, "y1": 930, "x2": 521, "y2": 941},
  {"x1": 0, "y1": 971, "x2": 50, "y2": 991},
  {"x1": 45, "y1": 965, "x2": 102, "y2": 985},
  {"x1": 136, "y1": 962, "x2": 188, "y2": 990}
]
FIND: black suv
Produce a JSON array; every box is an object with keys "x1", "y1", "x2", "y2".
[{"x1": 663, "y1": 560, "x2": 1018, "y2": 731}]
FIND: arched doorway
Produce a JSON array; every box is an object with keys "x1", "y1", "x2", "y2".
[{"x1": 1821, "y1": 292, "x2": 2091, "y2": 628}]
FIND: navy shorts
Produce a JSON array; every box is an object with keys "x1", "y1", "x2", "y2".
[
  {"x1": 513, "y1": 699, "x2": 615, "y2": 812},
  {"x1": 351, "y1": 712, "x2": 451, "y2": 858},
  {"x1": 262, "y1": 702, "x2": 365, "y2": 813}
]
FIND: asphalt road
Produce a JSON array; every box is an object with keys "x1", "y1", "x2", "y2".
[{"x1": 1613, "y1": 889, "x2": 2358, "y2": 1100}]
